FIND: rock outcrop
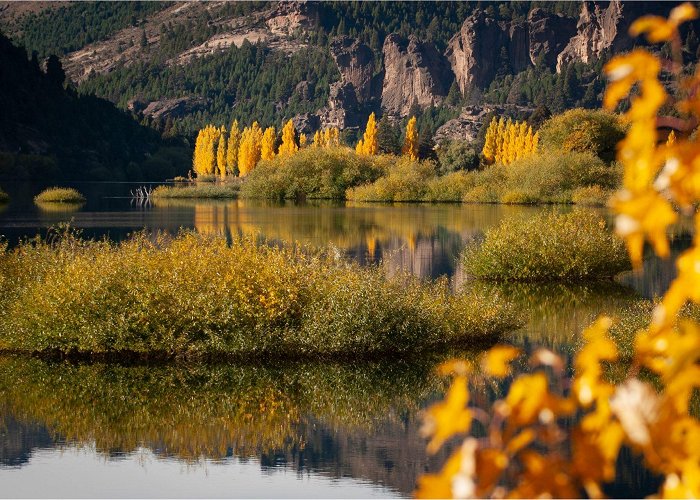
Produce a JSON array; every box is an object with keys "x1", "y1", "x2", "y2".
[
  {"x1": 380, "y1": 34, "x2": 453, "y2": 117},
  {"x1": 556, "y1": 0, "x2": 631, "y2": 72},
  {"x1": 137, "y1": 97, "x2": 210, "y2": 121},
  {"x1": 329, "y1": 36, "x2": 377, "y2": 105},
  {"x1": 445, "y1": 10, "x2": 509, "y2": 94},
  {"x1": 432, "y1": 105, "x2": 533, "y2": 144},
  {"x1": 527, "y1": 8, "x2": 578, "y2": 67}
]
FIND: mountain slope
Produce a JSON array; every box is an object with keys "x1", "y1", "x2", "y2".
[{"x1": 0, "y1": 32, "x2": 187, "y2": 181}]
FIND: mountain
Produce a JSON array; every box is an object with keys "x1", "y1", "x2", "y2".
[
  {"x1": 0, "y1": 30, "x2": 188, "y2": 181},
  {"x1": 1, "y1": 1, "x2": 697, "y2": 154}
]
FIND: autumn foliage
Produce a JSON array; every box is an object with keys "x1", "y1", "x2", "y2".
[
  {"x1": 481, "y1": 117, "x2": 539, "y2": 165},
  {"x1": 419, "y1": 4, "x2": 700, "y2": 498}
]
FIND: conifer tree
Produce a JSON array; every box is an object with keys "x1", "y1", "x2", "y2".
[
  {"x1": 261, "y1": 126, "x2": 276, "y2": 160},
  {"x1": 278, "y1": 120, "x2": 298, "y2": 156},
  {"x1": 402, "y1": 116, "x2": 419, "y2": 160}
]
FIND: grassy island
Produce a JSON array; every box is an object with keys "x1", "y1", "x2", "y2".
[
  {"x1": 151, "y1": 181, "x2": 241, "y2": 199},
  {"x1": 0, "y1": 230, "x2": 520, "y2": 359},
  {"x1": 462, "y1": 210, "x2": 631, "y2": 282},
  {"x1": 34, "y1": 187, "x2": 85, "y2": 203}
]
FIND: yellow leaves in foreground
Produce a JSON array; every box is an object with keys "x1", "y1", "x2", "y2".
[
  {"x1": 419, "y1": 5, "x2": 700, "y2": 499},
  {"x1": 421, "y1": 375, "x2": 472, "y2": 454}
]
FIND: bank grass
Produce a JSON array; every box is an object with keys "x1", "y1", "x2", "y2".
[
  {"x1": 34, "y1": 187, "x2": 85, "y2": 204},
  {"x1": 240, "y1": 146, "x2": 386, "y2": 200},
  {"x1": 344, "y1": 151, "x2": 619, "y2": 204},
  {"x1": 0, "y1": 229, "x2": 520, "y2": 359},
  {"x1": 462, "y1": 209, "x2": 631, "y2": 282},
  {"x1": 152, "y1": 180, "x2": 240, "y2": 199}
]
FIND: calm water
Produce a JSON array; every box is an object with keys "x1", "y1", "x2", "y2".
[{"x1": 0, "y1": 182, "x2": 688, "y2": 498}]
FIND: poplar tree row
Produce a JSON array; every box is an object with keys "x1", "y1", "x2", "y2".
[
  {"x1": 193, "y1": 119, "x2": 330, "y2": 177},
  {"x1": 193, "y1": 113, "x2": 422, "y2": 178},
  {"x1": 481, "y1": 117, "x2": 539, "y2": 166}
]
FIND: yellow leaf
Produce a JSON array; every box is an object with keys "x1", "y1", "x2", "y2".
[{"x1": 482, "y1": 345, "x2": 521, "y2": 378}]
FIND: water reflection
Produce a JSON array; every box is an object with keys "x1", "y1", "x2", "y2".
[{"x1": 0, "y1": 355, "x2": 462, "y2": 496}]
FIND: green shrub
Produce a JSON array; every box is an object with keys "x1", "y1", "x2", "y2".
[
  {"x1": 539, "y1": 109, "x2": 626, "y2": 163},
  {"x1": 437, "y1": 140, "x2": 480, "y2": 174},
  {"x1": 463, "y1": 210, "x2": 631, "y2": 282},
  {"x1": 346, "y1": 157, "x2": 436, "y2": 202},
  {"x1": 0, "y1": 230, "x2": 520, "y2": 358},
  {"x1": 240, "y1": 146, "x2": 385, "y2": 200},
  {"x1": 152, "y1": 181, "x2": 240, "y2": 199},
  {"x1": 34, "y1": 187, "x2": 85, "y2": 203}
]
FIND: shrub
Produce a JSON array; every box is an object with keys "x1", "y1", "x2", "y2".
[
  {"x1": 571, "y1": 184, "x2": 612, "y2": 206},
  {"x1": 346, "y1": 157, "x2": 436, "y2": 202},
  {"x1": 460, "y1": 151, "x2": 619, "y2": 204},
  {"x1": 539, "y1": 108, "x2": 626, "y2": 162},
  {"x1": 0, "y1": 230, "x2": 520, "y2": 358},
  {"x1": 152, "y1": 181, "x2": 240, "y2": 199},
  {"x1": 462, "y1": 210, "x2": 631, "y2": 281},
  {"x1": 0, "y1": 187, "x2": 8, "y2": 203},
  {"x1": 240, "y1": 146, "x2": 385, "y2": 200},
  {"x1": 34, "y1": 187, "x2": 85, "y2": 203},
  {"x1": 437, "y1": 140, "x2": 480, "y2": 174},
  {"x1": 424, "y1": 171, "x2": 473, "y2": 202}
]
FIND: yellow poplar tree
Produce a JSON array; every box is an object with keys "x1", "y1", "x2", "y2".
[
  {"x1": 313, "y1": 130, "x2": 323, "y2": 147},
  {"x1": 261, "y1": 126, "x2": 276, "y2": 161},
  {"x1": 482, "y1": 117, "x2": 498, "y2": 164},
  {"x1": 299, "y1": 133, "x2": 307, "y2": 148},
  {"x1": 226, "y1": 120, "x2": 241, "y2": 176},
  {"x1": 357, "y1": 112, "x2": 378, "y2": 155},
  {"x1": 216, "y1": 130, "x2": 227, "y2": 178},
  {"x1": 666, "y1": 129, "x2": 676, "y2": 145},
  {"x1": 238, "y1": 122, "x2": 263, "y2": 176},
  {"x1": 402, "y1": 116, "x2": 419, "y2": 160},
  {"x1": 278, "y1": 120, "x2": 298, "y2": 156},
  {"x1": 192, "y1": 124, "x2": 220, "y2": 176}
]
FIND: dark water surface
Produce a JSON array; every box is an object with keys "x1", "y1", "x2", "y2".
[{"x1": 0, "y1": 182, "x2": 688, "y2": 498}]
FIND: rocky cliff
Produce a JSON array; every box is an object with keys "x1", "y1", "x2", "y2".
[{"x1": 380, "y1": 34, "x2": 453, "y2": 117}]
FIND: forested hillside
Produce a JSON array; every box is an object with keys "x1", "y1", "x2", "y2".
[
  {"x1": 0, "y1": 0, "x2": 698, "y2": 180},
  {"x1": 0, "y1": 32, "x2": 187, "y2": 181}
]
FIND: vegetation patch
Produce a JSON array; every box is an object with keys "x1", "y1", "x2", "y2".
[
  {"x1": 240, "y1": 147, "x2": 386, "y2": 200},
  {"x1": 34, "y1": 187, "x2": 85, "y2": 203},
  {"x1": 151, "y1": 181, "x2": 240, "y2": 199},
  {"x1": 0, "y1": 187, "x2": 8, "y2": 203},
  {"x1": 0, "y1": 230, "x2": 520, "y2": 359},
  {"x1": 346, "y1": 157, "x2": 436, "y2": 202},
  {"x1": 463, "y1": 210, "x2": 631, "y2": 282},
  {"x1": 538, "y1": 108, "x2": 626, "y2": 163}
]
